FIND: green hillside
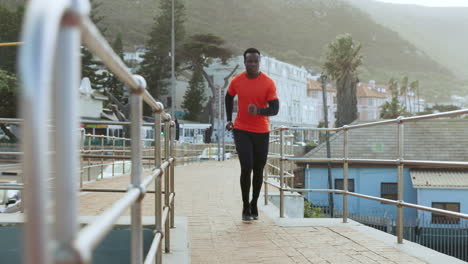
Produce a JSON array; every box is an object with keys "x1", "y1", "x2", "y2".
[
  {"x1": 4, "y1": 0, "x2": 462, "y2": 100},
  {"x1": 347, "y1": 0, "x2": 468, "y2": 81}
]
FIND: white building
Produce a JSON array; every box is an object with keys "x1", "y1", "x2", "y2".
[
  {"x1": 306, "y1": 77, "x2": 337, "y2": 128},
  {"x1": 79, "y1": 77, "x2": 108, "y2": 119},
  {"x1": 124, "y1": 48, "x2": 146, "y2": 65}
]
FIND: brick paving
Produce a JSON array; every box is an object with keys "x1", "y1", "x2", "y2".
[{"x1": 79, "y1": 160, "x2": 426, "y2": 264}]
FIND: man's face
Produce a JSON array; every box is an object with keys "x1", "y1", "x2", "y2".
[{"x1": 244, "y1": 53, "x2": 260, "y2": 75}]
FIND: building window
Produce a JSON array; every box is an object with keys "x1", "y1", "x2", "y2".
[
  {"x1": 311, "y1": 90, "x2": 319, "y2": 98},
  {"x1": 381, "y1": 183, "x2": 398, "y2": 201},
  {"x1": 432, "y1": 202, "x2": 460, "y2": 224},
  {"x1": 334, "y1": 179, "x2": 355, "y2": 193}
]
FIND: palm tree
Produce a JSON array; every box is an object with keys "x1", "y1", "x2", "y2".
[
  {"x1": 380, "y1": 77, "x2": 407, "y2": 119},
  {"x1": 410, "y1": 80, "x2": 420, "y2": 112},
  {"x1": 400, "y1": 76, "x2": 409, "y2": 112},
  {"x1": 323, "y1": 34, "x2": 363, "y2": 127},
  {"x1": 388, "y1": 78, "x2": 399, "y2": 98}
]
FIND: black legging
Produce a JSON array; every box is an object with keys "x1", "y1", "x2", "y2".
[{"x1": 233, "y1": 129, "x2": 269, "y2": 207}]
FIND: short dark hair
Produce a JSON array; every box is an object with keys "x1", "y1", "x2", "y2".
[{"x1": 243, "y1": 48, "x2": 260, "y2": 60}]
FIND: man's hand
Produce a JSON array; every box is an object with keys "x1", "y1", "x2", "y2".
[
  {"x1": 248, "y1": 104, "x2": 257, "y2": 115},
  {"x1": 225, "y1": 121, "x2": 234, "y2": 131}
]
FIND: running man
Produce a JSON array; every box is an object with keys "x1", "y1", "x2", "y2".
[{"x1": 225, "y1": 48, "x2": 280, "y2": 220}]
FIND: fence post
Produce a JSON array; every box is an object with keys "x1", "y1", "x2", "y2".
[
  {"x1": 52, "y1": 18, "x2": 81, "y2": 263},
  {"x1": 112, "y1": 136, "x2": 115, "y2": 177},
  {"x1": 264, "y1": 168, "x2": 269, "y2": 205},
  {"x1": 170, "y1": 122, "x2": 175, "y2": 228},
  {"x1": 101, "y1": 135, "x2": 104, "y2": 179},
  {"x1": 80, "y1": 131, "x2": 84, "y2": 188},
  {"x1": 164, "y1": 120, "x2": 171, "y2": 252},
  {"x1": 397, "y1": 117, "x2": 404, "y2": 244},
  {"x1": 130, "y1": 86, "x2": 143, "y2": 264},
  {"x1": 154, "y1": 111, "x2": 163, "y2": 264},
  {"x1": 88, "y1": 135, "x2": 92, "y2": 181},
  {"x1": 343, "y1": 126, "x2": 349, "y2": 223},
  {"x1": 279, "y1": 127, "x2": 285, "y2": 218},
  {"x1": 123, "y1": 138, "x2": 126, "y2": 173}
]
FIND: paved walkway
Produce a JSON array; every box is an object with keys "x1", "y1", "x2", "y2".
[{"x1": 79, "y1": 160, "x2": 428, "y2": 264}]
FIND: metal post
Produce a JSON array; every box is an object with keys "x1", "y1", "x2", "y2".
[
  {"x1": 170, "y1": 122, "x2": 175, "y2": 228},
  {"x1": 217, "y1": 85, "x2": 221, "y2": 161},
  {"x1": 53, "y1": 15, "x2": 80, "y2": 263},
  {"x1": 80, "y1": 131, "x2": 84, "y2": 188},
  {"x1": 130, "y1": 91, "x2": 143, "y2": 263},
  {"x1": 88, "y1": 135, "x2": 92, "y2": 181},
  {"x1": 101, "y1": 135, "x2": 104, "y2": 179},
  {"x1": 343, "y1": 126, "x2": 349, "y2": 223},
  {"x1": 112, "y1": 136, "x2": 116, "y2": 177},
  {"x1": 221, "y1": 88, "x2": 225, "y2": 161},
  {"x1": 20, "y1": 37, "x2": 51, "y2": 264},
  {"x1": 154, "y1": 112, "x2": 162, "y2": 264},
  {"x1": 123, "y1": 138, "x2": 126, "y2": 173},
  {"x1": 264, "y1": 169, "x2": 269, "y2": 205},
  {"x1": 397, "y1": 118, "x2": 404, "y2": 244},
  {"x1": 279, "y1": 128, "x2": 285, "y2": 218},
  {"x1": 164, "y1": 121, "x2": 171, "y2": 252}
]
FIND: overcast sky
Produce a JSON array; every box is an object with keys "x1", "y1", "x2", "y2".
[{"x1": 376, "y1": 0, "x2": 468, "y2": 7}]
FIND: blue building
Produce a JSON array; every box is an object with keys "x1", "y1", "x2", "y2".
[{"x1": 301, "y1": 119, "x2": 468, "y2": 227}]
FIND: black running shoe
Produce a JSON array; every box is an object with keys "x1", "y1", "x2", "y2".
[
  {"x1": 250, "y1": 201, "x2": 258, "y2": 220},
  {"x1": 242, "y1": 206, "x2": 253, "y2": 221}
]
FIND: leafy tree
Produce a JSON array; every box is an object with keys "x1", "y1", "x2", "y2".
[
  {"x1": 103, "y1": 33, "x2": 126, "y2": 103},
  {"x1": 420, "y1": 104, "x2": 461, "y2": 115},
  {"x1": 379, "y1": 95, "x2": 408, "y2": 119},
  {"x1": 139, "y1": 0, "x2": 185, "y2": 113},
  {"x1": 0, "y1": 4, "x2": 22, "y2": 141},
  {"x1": 380, "y1": 77, "x2": 408, "y2": 119},
  {"x1": 0, "y1": 70, "x2": 18, "y2": 140},
  {"x1": 322, "y1": 34, "x2": 363, "y2": 127},
  {"x1": 180, "y1": 33, "x2": 235, "y2": 127},
  {"x1": 0, "y1": 4, "x2": 24, "y2": 74},
  {"x1": 181, "y1": 69, "x2": 206, "y2": 121},
  {"x1": 0, "y1": 70, "x2": 17, "y2": 117},
  {"x1": 81, "y1": 0, "x2": 107, "y2": 89}
]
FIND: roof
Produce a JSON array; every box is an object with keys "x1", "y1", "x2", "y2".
[
  {"x1": 357, "y1": 84, "x2": 387, "y2": 98},
  {"x1": 410, "y1": 170, "x2": 468, "y2": 188},
  {"x1": 304, "y1": 119, "x2": 468, "y2": 163},
  {"x1": 91, "y1": 92, "x2": 108, "y2": 101},
  {"x1": 307, "y1": 79, "x2": 336, "y2": 92}
]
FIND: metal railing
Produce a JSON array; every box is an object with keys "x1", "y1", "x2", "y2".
[
  {"x1": 17, "y1": 1, "x2": 175, "y2": 263},
  {"x1": 265, "y1": 109, "x2": 468, "y2": 245}
]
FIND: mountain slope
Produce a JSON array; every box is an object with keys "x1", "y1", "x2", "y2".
[
  {"x1": 347, "y1": 0, "x2": 468, "y2": 81},
  {"x1": 4, "y1": 0, "x2": 461, "y2": 100}
]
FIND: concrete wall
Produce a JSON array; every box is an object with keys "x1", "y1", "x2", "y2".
[
  {"x1": 268, "y1": 192, "x2": 304, "y2": 218},
  {"x1": 305, "y1": 167, "x2": 418, "y2": 221},
  {"x1": 80, "y1": 96, "x2": 104, "y2": 119}
]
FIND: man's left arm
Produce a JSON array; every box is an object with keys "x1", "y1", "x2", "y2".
[{"x1": 257, "y1": 99, "x2": 279, "y2": 116}]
